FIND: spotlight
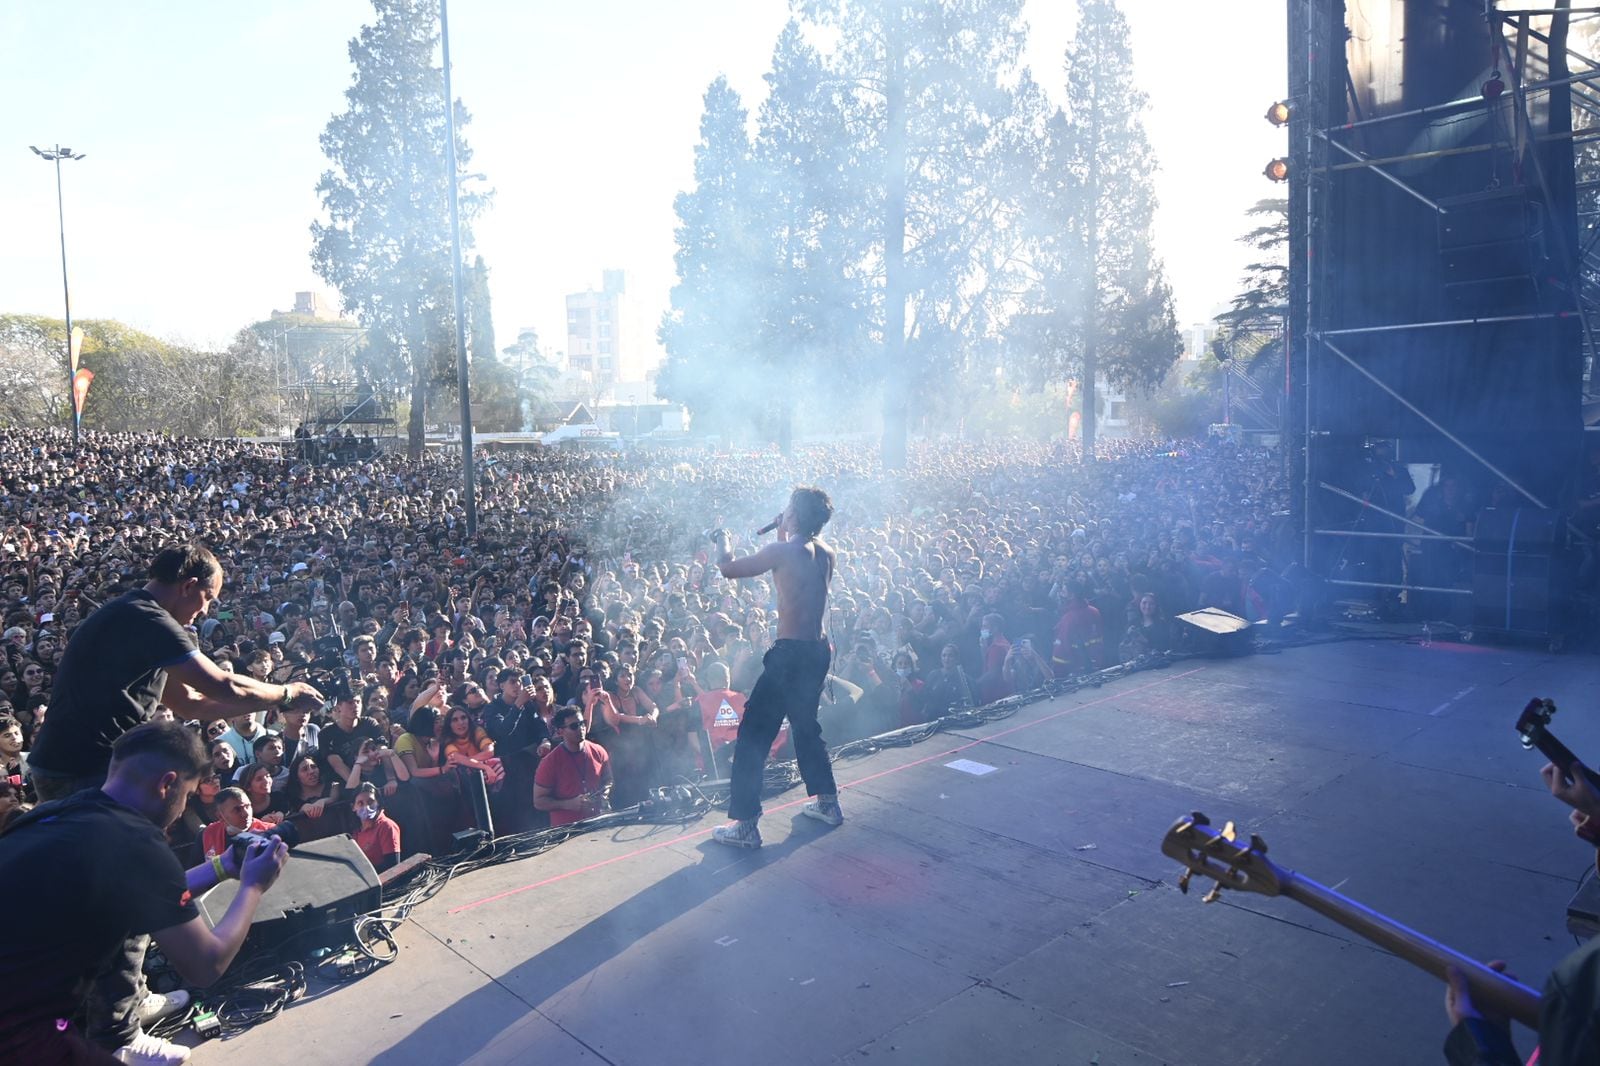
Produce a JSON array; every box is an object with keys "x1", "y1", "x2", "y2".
[
  {"x1": 1263, "y1": 158, "x2": 1290, "y2": 183},
  {"x1": 1264, "y1": 100, "x2": 1292, "y2": 127}
]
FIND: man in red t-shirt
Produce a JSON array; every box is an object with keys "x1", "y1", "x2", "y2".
[{"x1": 534, "y1": 706, "x2": 613, "y2": 827}]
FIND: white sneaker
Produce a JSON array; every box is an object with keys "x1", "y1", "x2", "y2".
[
  {"x1": 136, "y1": 989, "x2": 191, "y2": 1027},
  {"x1": 802, "y1": 796, "x2": 844, "y2": 827},
  {"x1": 114, "y1": 1030, "x2": 192, "y2": 1065},
  {"x1": 711, "y1": 819, "x2": 762, "y2": 849}
]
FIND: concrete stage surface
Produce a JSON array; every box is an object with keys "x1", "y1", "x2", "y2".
[{"x1": 196, "y1": 635, "x2": 1598, "y2": 1065}]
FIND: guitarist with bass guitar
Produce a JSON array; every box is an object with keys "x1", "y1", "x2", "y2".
[{"x1": 1161, "y1": 697, "x2": 1600, "y2": 1065}]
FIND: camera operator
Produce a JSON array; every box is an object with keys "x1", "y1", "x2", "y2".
[
  {"x1": 22, "y1": 544, "x2": 318, "y2": 1063},
  {"x1": 0, "y1": 721, "x2": 288, "y2": 1065}
]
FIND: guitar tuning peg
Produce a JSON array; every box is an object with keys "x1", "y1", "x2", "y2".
[
  {"x1": 1202, "y1": 883, "x2": 1224, "y2": 904},
  {"x1": 1220, "y1": 821, "x2": 1237, "y2": 843},
  {"x1": 1177, "y1": 869, "x2": 1192, "y2": 895},
  {"x1": 1191, "y1": 811, "x2": 1211, "y2": 826},
  {"x1": 1250, "y1": 834, "x2": 1268, "y2": 854}
]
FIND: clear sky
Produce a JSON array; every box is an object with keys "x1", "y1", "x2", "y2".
[{"x1": 2, "y1": 1, "x2": 1286, "y2": 368}]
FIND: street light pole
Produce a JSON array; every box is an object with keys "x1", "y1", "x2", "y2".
[
  {"x1": 439, "y1": 0, "x2": 476, "y2": 537},
  {"x1": 30, "y1": 144, "x2": 86, "y2": 449}
]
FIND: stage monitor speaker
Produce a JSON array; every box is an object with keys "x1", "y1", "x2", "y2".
[
  {"x1": 1174, "y1": 608, "x2": 1253, "y2": 656},
  {"x1": 1471, "y1": 507, "x2": 1564, "y2": 638},
  {"x1": 197, "y1": 835, "x2": 381, "y2": 959}
]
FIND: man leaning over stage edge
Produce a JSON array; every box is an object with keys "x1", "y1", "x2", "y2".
[
  {"x1": 0, "y1": 721, "x2": 289, "y2": 1066},
  {"x1": 25, "y1": 544, "x2": 323, "y2": 1066}
]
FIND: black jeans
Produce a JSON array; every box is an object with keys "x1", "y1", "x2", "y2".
[
  {"x1": 29, "y1": 768, "x2": 146, "y2": 1050},
  {"x1": 729, "y1": 639, "x2": 836, "y2": 821}
]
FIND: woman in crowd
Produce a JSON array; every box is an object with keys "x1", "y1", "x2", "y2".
[
  {"x1": 923, "y1": 642, "x2": 978, "y2": 717},
  {"x1": 282, "y1": 752, "x2": 340, "y2": 822},
  {"x1": 349, "y1": 781, "x2": 402, "y2": 873},
  {"x1": 238, "y1": 761, "x2": 285, "y2": 825},
  {"x1": 597, "y1": 663, "x2": 657, "y2": 806},
  {"x1": 1119, "y1": 592, "x2": 1173, "y2": 662},
  {"x1": 167, "y1": 766, "x2": 224, "y2": 866},
  {"x1": 342, "y1": 734, "x2": 411, "y2": 797},
  {"x1": 439, "y1": 706, "x2": 504, "y2": 786},
  {"x1": 886, "y1": 648, "x2": 929, "y2": 728}
]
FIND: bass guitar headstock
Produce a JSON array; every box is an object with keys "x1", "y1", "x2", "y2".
[
  {"x1": 1515, "y1": 697, "x2": 1557, "y2": 748},
  {"x1": 1162, "y1": 812, "x2": 1288, "y2": 903}
]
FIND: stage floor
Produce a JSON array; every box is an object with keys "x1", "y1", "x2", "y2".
[{"x1": 194, "y1": 633, "x2": 1598, "y2": 1065}]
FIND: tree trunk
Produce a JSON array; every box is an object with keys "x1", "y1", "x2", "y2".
[
  {"x1": 408, "y1": 354, "x2": 427, "y2": 460},
  {"x1": 1081, "y1": 57, "x2": 1101, "y2": 465},
  {"x1": 880, "y1": 0, "x2": 909, "y2": 472}
]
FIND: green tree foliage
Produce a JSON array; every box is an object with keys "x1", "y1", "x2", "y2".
[
  {"x1": 1051, "y1": 0, "x2": 1181, "y2": 456},
  {"x1": 0, "y1": 314, "x2": 278, "y2": 436},
  {"x1": 751, "y1": 21, "x2": 875, "y2": 450},
  {"x1": 657, "y1": 76, "x2": 766, "y2": 441},
  {"x1": 311, "y1": 0, "x2": 488, "y2": 458},
  {"x1": 501, "y1": 327, "x2": 560, "y2": 430},
  {"x1": 459, "y1": 256, "x2": 521, "y2": 432},
  {"x1": 803, "y1": 0, "x2": 1038, "y2": 464},
  {"x1": 1206, "y1": 197, "x2": 1288, "y2": 430},
  {"x1": 0, "y1": 314, "x2": 70, "y2": 426},
  {"x1": 661, "y1": 0, "x2": 1181, "y2": 454}
]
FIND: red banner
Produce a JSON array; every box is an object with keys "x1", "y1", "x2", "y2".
[{"x1": 72, "y1": 368, "x2": 93, "y2": 419}]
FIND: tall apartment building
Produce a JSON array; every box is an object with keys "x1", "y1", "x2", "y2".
[{"x1": 565, "y1": 270, "x2": 626, "y2": 393}]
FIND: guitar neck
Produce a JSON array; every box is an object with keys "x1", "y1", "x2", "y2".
[{"x1": 1279, "y1": 872, "x2": 1541, "y2": 1030}]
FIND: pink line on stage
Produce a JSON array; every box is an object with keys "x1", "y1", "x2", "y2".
[{"x1": 448, "y1": 666, "x2": 1206, "y2": 914}]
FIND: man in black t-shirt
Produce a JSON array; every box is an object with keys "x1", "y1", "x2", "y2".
[
  {"x1": 320, "y1": 689, "x2": 385, "y2": 783},
  {"x1": 30, "y1": 544, "x2": 324, "y2": 793},
  {"x1": 0, "y1": 722, "x2": 287, "y2": 1065},
  {"x1": 482, "y1": 669, "x2": 552, "y2": 832},
  {"x1": 23, "y1": 545, "x2": 320, "y2": 1061}
]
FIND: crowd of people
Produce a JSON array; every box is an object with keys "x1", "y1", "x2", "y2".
[
  {"x1": 0, "y1": 429, "x2": 1295, "y2": 850},
  {"x1": 5, "y1": 425, "x2": 1600, "y2": 1065}
]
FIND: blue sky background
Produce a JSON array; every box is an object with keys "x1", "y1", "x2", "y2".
[{"x1": 1, "y1": 1, "x2": 1286, "y2": 369}]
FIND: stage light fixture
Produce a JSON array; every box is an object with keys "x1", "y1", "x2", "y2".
[
  {"x1": 1263, "y1": 158, "x2": 1290, "y2": 182},
  {"x1": 1265, "y1": 101, "x2": 1291, "y2": 127}
]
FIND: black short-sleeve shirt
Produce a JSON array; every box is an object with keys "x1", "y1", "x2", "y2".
[
  {"x1": 0, "y1": 790, "x2": 198, "y2": 1037},
  {"x1": 30, "y1": 589, "x2": 198, "y2": 776},
  {"x1": 320, "y1": 718, "x2": 385, "y2": 776}
]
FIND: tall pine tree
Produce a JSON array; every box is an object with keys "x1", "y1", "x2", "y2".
[
  {"x1": 1056, "y1": 0, "x2": 1181, "y2": 457},
  {"x1": 658, "y1": 76, "x2": 766, "y2": 440},
  {"x1": 795, "y1": 0, "x2": 1034, "y2": 466},
  {"x1": 751, "y1": 20, "x2": 875, "y2": 449},
  {"x1": 311, "y1": 0, "x2": 488, "y2": 457}
]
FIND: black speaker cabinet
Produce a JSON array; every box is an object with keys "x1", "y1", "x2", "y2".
[
  {"x1": 1437, "y1": 189, "x2": 1548, "y2": 313},
  {"x1": 1472, "y1": 508, "x2": 1565, "y2": 638},
  {"x1": 197, "y1": 834, "x2": 381, "y2": 959}
]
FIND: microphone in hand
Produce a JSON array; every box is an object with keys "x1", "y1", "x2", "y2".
[{"x1": 754, "y1": 519, "x2": 779, "y2": 536}]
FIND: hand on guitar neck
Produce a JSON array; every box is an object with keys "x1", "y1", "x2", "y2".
[{"x1": 1517, "y1": 698, "x2": 1600, "y2": 844}]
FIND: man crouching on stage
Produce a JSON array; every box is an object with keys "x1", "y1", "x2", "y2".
[{"x1": 710, "y1": 486, "x2": 841, "y2": 848}]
